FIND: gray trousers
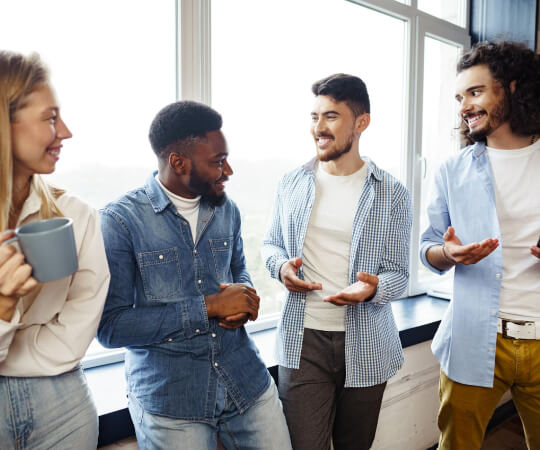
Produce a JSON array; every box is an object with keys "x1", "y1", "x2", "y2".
[{"x1": 278, "y1": 328, "x2": 387, "y2": 450}]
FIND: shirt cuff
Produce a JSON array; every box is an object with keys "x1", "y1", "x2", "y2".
[{"x1": 179, "y1": 295, "x2": 210, "y2": 338}]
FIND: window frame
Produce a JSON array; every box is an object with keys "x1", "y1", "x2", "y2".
[
  {"x1": 84, "y1": 0, "x2": 470, "y2": 368},
  {"x1": 181, "y1": 0, "x2": 469, "y2": 298}
]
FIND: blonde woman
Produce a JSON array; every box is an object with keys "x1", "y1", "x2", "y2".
[{"x1": 0, "y1": 51, "x2": 110, "y2": 449}]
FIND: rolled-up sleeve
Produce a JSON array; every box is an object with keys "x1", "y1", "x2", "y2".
[
  {"x1": 261, "y1": 181, "x2": 289, "y2": 281},
  {"x1": 420, "y1": 166, "x2": 452, "y2": 275},
  {"x1": 370, "y1": 183, "x2": 412, "y2": 305}
]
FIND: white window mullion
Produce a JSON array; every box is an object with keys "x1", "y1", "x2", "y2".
[
  {"x1": 408, "y1": 15, "x2": 427, "y2": 296},
  {"x1": 178, "y1": 0, "x2": 211, "y2": 104}
]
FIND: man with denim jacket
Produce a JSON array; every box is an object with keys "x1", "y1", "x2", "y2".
[
  {"x1": 261, "y1": 74, "x2": 412, "y2": 450},
  {"x1": 98, "y1": 101, "x2": 291, "y2": 449}
]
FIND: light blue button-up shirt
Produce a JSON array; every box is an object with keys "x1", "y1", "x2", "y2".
[
  {"x1": 420, "y1": 142, "x2": 503, "y2": 388},
  {"x1": 262, "y1": 158, "x2": 412, "y2": 388}
]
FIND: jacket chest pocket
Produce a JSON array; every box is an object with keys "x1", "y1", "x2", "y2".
[
  {"x1": 209, "y1": 237, "x2": 233, "y2": 283},
  {"x1": 138, "y1": 248, "x2": 182, "y2": 302}
]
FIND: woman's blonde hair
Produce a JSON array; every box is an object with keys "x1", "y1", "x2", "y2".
[{"x1": 0, "y1": 51, "x2": 64, "y2": 231}]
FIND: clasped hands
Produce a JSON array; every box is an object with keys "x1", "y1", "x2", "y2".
[
  {"x1": 205, "y1": 283, "x2": 260, "y2": 330},
  {"x1": 280, "y1": 257, "x2": 378, "y2": 306}
]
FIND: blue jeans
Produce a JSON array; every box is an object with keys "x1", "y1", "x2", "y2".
[
  {"x1": 0, "y1": 367, "x2": 98, "y2": 450},
  {"x1": 129, "y1": 378, "x2": 292, "y2": 449}
]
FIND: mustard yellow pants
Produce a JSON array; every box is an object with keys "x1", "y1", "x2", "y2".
[{"x1": 438, "y1": 333, "x2": 540, "y2": 450}]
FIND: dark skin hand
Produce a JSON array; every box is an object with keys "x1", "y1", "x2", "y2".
[
  {"x1": 279, "y1": 257, "x2": 322, "y2": 293},
  {"x1": 205, "y1": 283, "x2": 260, "y2": 330},
  {"x1": 323, "y1": 272, "x2": 379, "y2": 306}
]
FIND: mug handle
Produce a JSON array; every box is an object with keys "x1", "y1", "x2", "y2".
[{"x1": 1, "y1": 230, "x2": 18, "y2": 246}]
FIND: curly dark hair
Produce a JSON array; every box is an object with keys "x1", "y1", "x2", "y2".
[
  {"x1": 149, "y1": 100, "x2": 222, "y2": 158},
  {"x1": 312, "y1": 73, "x2": 370, "y2": 116},
  {"x1": 457, "y1": 41, "x2": 540, "y2": 144}
]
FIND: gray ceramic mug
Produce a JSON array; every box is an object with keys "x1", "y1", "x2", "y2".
[{"x1": 3, "y1": 217, "x2": 78, "y2": 283}]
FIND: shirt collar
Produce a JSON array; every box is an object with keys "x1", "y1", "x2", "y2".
[
  {"x1": 145, "y1": 171, "x2": 215, "y2": 215},
  {"x1": 472, "y1": 141, "x2": 487, "y2": 158},
  {"x1": 17, "y1": 180, "x2": 43, "y2": 226},
  {"x1": 302, "y1": 156, "x2": 382, "y2": 182},
  {"x1": 144, "y1": 171, "x2": 172, "y2": 213}
]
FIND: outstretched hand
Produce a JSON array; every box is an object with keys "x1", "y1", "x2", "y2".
[
  {"x1": 323, "y1": 272, "x2": 379, "y2": 306},
  {"x1": 280, "y1": 257, "x2": 322, "y2": 293},
  {"x1": 443, "y1": 226, "x2": 498, "y2": 265}
]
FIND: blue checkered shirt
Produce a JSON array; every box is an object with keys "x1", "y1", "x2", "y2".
[{"x1": 262, "y1": 157, "x2": 412, "y2": 387}]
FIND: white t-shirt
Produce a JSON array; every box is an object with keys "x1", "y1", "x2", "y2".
[
  {"x1": 156, "y1": 176, "x2": 201, "y2": 241},
  {"x1": 302, "y1": 162, "x2": 368, "y2": 331},
  {"x1": 487, "y1": 139, "x2": 540, "y2": 321}
]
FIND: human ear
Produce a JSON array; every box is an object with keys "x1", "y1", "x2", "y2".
[
  {"x1": 356, "y1": 113, "x2": 371, "y2": 134},
  {"x1": 169, "y1": 152, "x2": 190, "y2": 175},
  {"x1": 509, "y1": 80, "x2": 517, "y2": 94}
]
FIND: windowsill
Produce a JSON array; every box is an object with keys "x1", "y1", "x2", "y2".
[{"x1": 87, "y1": 294, "x2": 449, "y2": 447}]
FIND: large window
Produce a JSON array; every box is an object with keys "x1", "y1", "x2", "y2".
[
  {"x1": 2, "y1": 0, "x2": 469, "y2": 365},
  {"x1": 416, "y1": 36, "x2": 463, "y2": 297},
  {"x1": 211, "y1": 0, "x2": 407, "y2": 317},
  {"x1": 1, "y1": 0, "x2": 176, "y2": 206},
  {"x1": 1, "y1": 0, "x2": 176, "y2": 364}
]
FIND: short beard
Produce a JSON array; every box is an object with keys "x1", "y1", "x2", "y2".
[
  {"x1": 188, "y1": 163, "x2": 227, "y2": 208},
  {"x1": 317, "y1": 135, "x2": 354, "y2": 162},
  {"x1": 205, "y1": 192, "x2": 227, "y2": 208},
  {"x1": 468, "y1": 91, "x2": 510, "y2": 142}
]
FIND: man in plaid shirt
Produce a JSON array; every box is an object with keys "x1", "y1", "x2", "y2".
[{"x1": 262, "y1": 73, "x2": 412, "y2": 450}]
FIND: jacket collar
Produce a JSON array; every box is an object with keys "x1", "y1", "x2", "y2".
[
  {"x1": 144, "y1": 171, "x2": 215, "y2": 215},
  {"x1": 144, "y1": 172, "x2": 172, "y2": 213}
]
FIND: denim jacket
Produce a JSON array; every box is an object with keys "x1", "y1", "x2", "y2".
[{"x1": 98, "y1": 173, "x2": 270, "y2": 419}]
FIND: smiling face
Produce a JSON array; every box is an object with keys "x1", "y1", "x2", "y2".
[
  {"x1": 455, "y1": 64, "x2": 509, "y2": 142},
  {"x1": 186, "y1": 130, "x2": 233, "y2": 206},
  {"x1": 310, "y1": 95, "x2": 368, "y2": 162},
  {"x1": 10, "y1": 84, "x2": 72, "y2": 178}
]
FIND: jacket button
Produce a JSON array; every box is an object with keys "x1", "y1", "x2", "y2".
[{"x1": 159, "y1": 255, "x2": 164, "y2": 260}]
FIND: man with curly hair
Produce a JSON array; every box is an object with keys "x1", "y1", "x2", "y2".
[{"x1": 421, "y1": 41, "x2": 540, "y2": 449}]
